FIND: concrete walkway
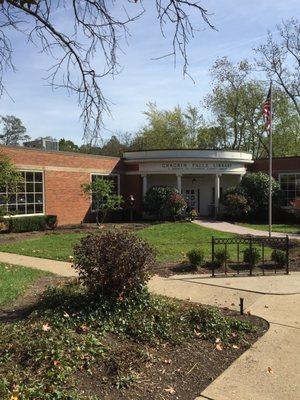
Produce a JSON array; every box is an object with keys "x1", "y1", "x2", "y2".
[
  {"x1": 149, "y1": 273, "x2": 300, "y2": 400},
  {"x1": 0, "y1": 251, "x2": 76, "y2": 277},
  {"x1": 193, "y1": 219, "x2": 300, "y2": 241}
]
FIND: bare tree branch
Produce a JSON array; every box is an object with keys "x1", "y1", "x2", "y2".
[
  {"x1": 0, "y1": 0, "x2": 214, "y2": 142},
  {"x1": 254, "y1": 18, "x2": 300, "y2": 116}
]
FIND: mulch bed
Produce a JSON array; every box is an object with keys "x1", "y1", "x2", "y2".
[{"x1": 0, "y1": 276, "x2": 269, "y2": 400}]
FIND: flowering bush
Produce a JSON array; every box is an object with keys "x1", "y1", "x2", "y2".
[
  {"x1": 221, "y1": 193, "x2": 250, "y2": 221},
  {"x1": 144, "y1": 186, "x2": 186, "y2": 220},
  {"x1": 168, "y1": 192, "x2": 187, "y2": 219}
]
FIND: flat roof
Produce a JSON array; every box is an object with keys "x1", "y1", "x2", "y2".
[{"x1": 0, "y1": 145, "x2": 120, "y2": 160}]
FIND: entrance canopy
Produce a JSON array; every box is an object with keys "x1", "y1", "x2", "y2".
[{"x1": 123, "y1": 149, "x2": 253, "y2": 216}]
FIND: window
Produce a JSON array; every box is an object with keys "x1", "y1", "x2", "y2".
[
  {"x1": 279, "y1": 173, "x2": 300, "y2": 206},
  {"x1": 91, "y1": 174, "x2": 119, "y2": 211},
  {"x1": 0, "y1": 171, "x2": 44, "y2": 215}
]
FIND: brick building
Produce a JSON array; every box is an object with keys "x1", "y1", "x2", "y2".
[{"x1": 1, "y1": 146, "x2": 299, "y2": 225}]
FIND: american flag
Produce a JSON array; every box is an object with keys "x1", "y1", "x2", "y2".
[{"x1": 263, "y1": 84, "x2": 272, "y2": 132}]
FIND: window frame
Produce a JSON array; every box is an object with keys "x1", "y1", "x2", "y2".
[
  {"x1": 279, "y1": 172, "x2": 300, "y2": 207},
  {"x1": 0, "y1": 169, "x2": 45, "y2": 217}
]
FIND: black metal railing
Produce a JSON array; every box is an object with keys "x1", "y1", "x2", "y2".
[{"x1": 211, "y1": 235, "x2": 290, "y2": 277}]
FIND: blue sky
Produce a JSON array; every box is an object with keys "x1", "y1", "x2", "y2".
[{"x1": 0, "y1": 0, "x2": 299, "y2": 144}]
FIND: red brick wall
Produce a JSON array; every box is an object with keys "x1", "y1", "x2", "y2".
[
  {"x1": 250, "y1": 157, "x2": 300, "y2": 179},
  {"x1": 0, "y1": 146, "x2": 124, "y2": 225}
]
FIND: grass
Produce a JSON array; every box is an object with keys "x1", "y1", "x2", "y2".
[
  {"x1": 237, "y1": 223, "x2": 300, "y2": 234},
  {"x1": 0, "y1": 223, "x2": 237, "y2": 263},
  {"x1": 0, "y1": 232, "x2": 86, "y2": 261},
  {"x1": 0, "y1": 222, "x2": 272, "y2": 264},
  {"x1": 0, "y1": 263, "x2": 49, "y2": 306},
  {"x1": 138, "y1": 222, "x2": 235, "y2": 262},
  {"x1": 0, "y1": 282, "x2": 255, "y2": 399}
]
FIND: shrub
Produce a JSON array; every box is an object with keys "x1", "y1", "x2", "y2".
[
  {"x1": 221, "y1": 192, "x2": 250, "y2": 221},
  {"x1": 243, "y1": 247, "x2": 261, "y2": 267},
  {"x1": 214, "y1": 249, "x2": 230, "y2": 267},
  {"x1": 186, "y1": 208, "x2": 198, "y2": 220},
  {"x1": 168, "y1": 192, "x2": 187, "y2": 219},
  {"x1": 187, "y1": 249, "x2": 204, "y2": 268},
  {"x1": 271, "y1": 249, "x2": 286, "y2": 267},
  {"x1": 240, "y1": 172, "x2": 284, "y2": 220},
  {"x1": 73, "y1": 230, "x2": 155, "y2": 297},
  {"x1": 7, "y1": 215, "x2": 57, "y2": 233},
  {"x1": 144, "y1": 186, "x2": 186, "y2": 220}
]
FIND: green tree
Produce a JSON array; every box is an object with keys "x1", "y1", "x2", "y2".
[
  {"x1": 59, "y1": 139, "x2": 79, "y2": 152},
  {"x1": 0, "y1": 152, "x2": 23, "y2": 216},
  {"x1": 0, "y1": 115, "x2": 29, "y2": 145},
  {"x1": 81, "y1": 178, "x2": 122, "y2": 225},
  {"x1": 131, "y1": 103, "x2": 206, "y2": 150},
  {"x1": 205, "y1": 57, "x2": 300, "y2": 157}
]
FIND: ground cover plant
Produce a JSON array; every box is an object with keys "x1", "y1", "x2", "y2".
[
  {"x1": 0, "y1": 280, "x2": 264, "y2": 400},
  {"x1": 0, "y1": 263, "x2": 49, "y2": 306}
]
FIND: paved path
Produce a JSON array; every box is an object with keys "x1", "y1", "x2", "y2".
[
  {"x1": 193, "y1": 219, "x2": 300, "y2": 240},
  {"x1": 0, "y1": 251, "x2": 76, "y2": 277},
  {"x1": 149, "y1": 273, "x2": 300, "y2": 400}
]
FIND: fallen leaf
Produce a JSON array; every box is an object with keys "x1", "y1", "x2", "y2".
[
  {"x1": 164, "y1": 386, "x2": 176, "y2": 394},
  {"x1": 232, "y1": 344, "x2": 239, "y2": 349},
  {"x1": 267, "y1": 366, "x2": 273, "y2": 374},
  {"x1": 215, "y1": 343, "x2": 223, "y2": 351},
  {"x1": 76, "y1": 325, "x2": 89, "y2": 334},
  {"x1": 53, "y1": 360, "x2": 62, "y2": 368},
  {"x1": 42, "y1": 323, "x2": 51, "y2": 332}
]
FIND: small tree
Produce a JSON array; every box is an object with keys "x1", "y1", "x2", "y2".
[
  {"x1": 0, "y1": 152, "x2": 23, "y2": 216},
  {"x1": 82, "y1": 178, "x2": 122, "y2": 225}
]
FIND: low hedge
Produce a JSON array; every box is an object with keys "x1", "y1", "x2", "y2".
[{"x1": 6, "y1": 215, "x2": 57, "y2": 233}]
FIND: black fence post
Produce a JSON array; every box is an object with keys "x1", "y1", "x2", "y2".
[
  {"x1": 286, "y1": 235, "x2": 289, "y2": 275},
  {"x1": 249, "y1": 237, "x2": 253, "y2": 276},
  {"x1": 212, "y1": 236, "x2": 215, "y2": 278}
]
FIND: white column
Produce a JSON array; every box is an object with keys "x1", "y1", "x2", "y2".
[
  {"x1": 176, "y1": 174, "x2": 182, "y2": 193},
  {"x1": 214, "y1": 174, "x2": 220, "y2": 208},
  {"x1": 142, "y1": 174, "x2": 148, "y2": 197}
]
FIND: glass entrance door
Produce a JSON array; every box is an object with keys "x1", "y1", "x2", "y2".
[{"x1": 184, "y1": 188, "x2": 198, "y2": 211}]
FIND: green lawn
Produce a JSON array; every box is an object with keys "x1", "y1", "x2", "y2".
[
  {"x1": 0, "y1": 232, "x2": 86, "y2": 261},
  {"x1": 0, "y1": 222, "x2": 272, "y2": 264},
  {"x1": 237, "y1": 223, "x2": 300, "y2": 234},
  {"x1": 137, "y1": 222, "x2": 234, "y2": 262},
  {"x1": 0, "y1": 263, "x2": 49, "y2": 306}
]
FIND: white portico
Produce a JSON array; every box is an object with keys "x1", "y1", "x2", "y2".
[{"x1": 123, "y1": 149, "x2": 253, "y2": 216}]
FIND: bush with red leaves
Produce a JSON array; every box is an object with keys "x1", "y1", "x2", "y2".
[{"x1": 73, "y1": 230, "x2": 155, "y2": 297}]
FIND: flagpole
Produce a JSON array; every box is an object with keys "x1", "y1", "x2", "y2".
[{"x1": 268, "y1": 81, "x2": 273, "y2": 238}]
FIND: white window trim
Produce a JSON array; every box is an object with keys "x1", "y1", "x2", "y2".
[{"x1": 278, "y1": 172, "x2": 300, "y2": 207}]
